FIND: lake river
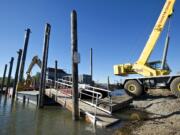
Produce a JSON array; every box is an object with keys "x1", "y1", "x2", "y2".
[{"x1": 0, "y1": 94, "x2": 126, "y2": 135}]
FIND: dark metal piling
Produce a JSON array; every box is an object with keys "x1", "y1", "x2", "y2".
[
  {"x1": 23, "y1": 95, "x2": 26, "y2": 104},
  {"x1": 18, "y1": 29, "x2": 31, "y2": 83},
  {"x1": 107, "y1": 76, "x2": 110, "y2": 90},
  {"x1": 90, "y1": 48, "x2": 93, "y2": 81},
  {"x1": 6, "y1": 57, "x2": 14, "y2": 96},
  {"x1": 54, "y1": 60, "x2": 58, "y2": 88},
  {"x1": 1, "y1": 64, "x2": 8, "y2": 94},
  {"x1": 38, "y1": 23, "x2": 51, "y2": 108},
  {"x1": 12, "y1": 49, "x2": 22, "y2": 99},
  {"x1": 71, "y1": 10, "x2": 80, "y2": 120}
]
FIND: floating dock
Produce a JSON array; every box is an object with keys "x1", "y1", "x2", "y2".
[
  {"x1": 45, "y1": 88, "x2": 133, "y2": 127},
  {"x1": 16, "y1": 91, "x2": 39, "y2": 105},
  {"x1": 14, "y1": 79, "x2": 133, "y2": 127}
]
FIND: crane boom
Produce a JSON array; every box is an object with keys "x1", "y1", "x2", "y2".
[
  {"x1": 137, "y1": 0, "x2": 175, "y2": 65},
  {"x1": 114, "y1": 0, "x2": 176, "y2": 77},
  {"x1": 113, "y1": 0, "x2": 180, "y2": 99}
]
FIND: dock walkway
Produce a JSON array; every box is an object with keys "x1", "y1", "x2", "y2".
[
  {"x1": 16, "y1": 79, "x2": 133, "y2": 127},
  {"x1": 45, "y1": 88, "x2": 132, "y2": 127}
]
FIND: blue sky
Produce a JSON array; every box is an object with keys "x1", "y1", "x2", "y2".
[{"x1": 0, "y1": 0, "x2": 180, "y2": 83}]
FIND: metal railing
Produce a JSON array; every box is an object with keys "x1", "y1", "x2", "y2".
[
  {"x1": 78, "y1": 84, "x2": 112, "y2": 114},
  {"x1": 78, "y1": 85, "x2": 103, "y2": 117},
  {"x1": 57, "y1": 79, "x2": 73, "y2": 87},
  {"x1": 46, "y1": 79, "x2": 54, "y2": 88},
  {"x1": 46, "y1": 78, "x2": 113, "y2": 115}
]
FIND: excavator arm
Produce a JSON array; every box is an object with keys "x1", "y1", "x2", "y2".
[
  {"x1": 17, "y1": 56, "x2": 42, "y2": 91},
  {"x1": 25, "y1": 56, "x2": 42, "y2": 87},
  {"x1": 26, "y1": 56, "x2": 42, "y2": 76},
  {"x1": 114, "y1": 0, "x2": 175, "y2": 77}
]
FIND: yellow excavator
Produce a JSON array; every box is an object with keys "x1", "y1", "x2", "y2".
[
  {"x1": 17, "y1": 56, "x2": 41, "y2": 91},
  {"x1": 114, "y1": 0, "x2": 180, "y2": 97}
]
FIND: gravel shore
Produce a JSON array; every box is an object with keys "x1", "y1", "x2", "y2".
[{"x1": 113, "y1": 89, "x2": 180, "y2": 135}]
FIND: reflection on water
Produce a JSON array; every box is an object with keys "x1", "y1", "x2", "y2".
[
  {"x1": 0, "y1": 95, "x2": 114, "y2": 135},
  {"x1": 111, "y1": 89, "x2": 125, "y2": 96},
  {"x1": 0, "y1": 92, "x2": 148, "y2": 135}
]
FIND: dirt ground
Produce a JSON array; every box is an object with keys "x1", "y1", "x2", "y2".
[{"x1": 113, "y1": 89, "x2": 180, "y2": 135}]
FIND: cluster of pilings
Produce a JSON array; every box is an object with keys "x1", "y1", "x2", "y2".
[
  {"x1": 0, "y1": 10, "x2": 93, "y2": 120},
  {"x1": 0, "y1": 28, "x2": 30, "y2": 99},
  {"x1": 0, "y1": 29, "x2": 38, "y2": 97}
]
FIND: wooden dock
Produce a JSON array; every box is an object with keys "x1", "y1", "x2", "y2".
[{"x1": 45, "y1": 88, "x2": 133, "y2": 127}]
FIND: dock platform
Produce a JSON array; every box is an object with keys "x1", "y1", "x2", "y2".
[
  {"x1": 45, "y1": 88, "x2": 133, "y2": 127},
  {"x1": 16, "y1": 91, "x2": 39, "y2": 105},
  {"x1": 14, "y1": 78, "x2": 133, "y2": 128}
]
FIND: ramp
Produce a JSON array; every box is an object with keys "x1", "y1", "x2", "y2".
[{"x1": 45, "y1": 87, "x2": 132, "y2": 127}]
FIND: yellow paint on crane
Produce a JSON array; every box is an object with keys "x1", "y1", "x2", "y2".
[{"x1": 114, "y1": 0, "x2": 176, "y2": 77}]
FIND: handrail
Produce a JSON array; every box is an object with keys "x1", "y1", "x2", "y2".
[
  {"x1": 46, "y1": 79, "x2": 54, "y2": 88},
  {"x1": 56, "y1": 81, "x2": 72, "y2": 87},
  {"x1": 46, "y1": 78, "x2": 113, "y2": 115},
  {"x1": 58, "y1": 78, "x2": 73, "y2": 84},
  {"x1": 79, "y1": 84, "x2": 111, "y2": 93},
  {"x1": 79, "y1": 88, "x2": 112, "y2": 114}
]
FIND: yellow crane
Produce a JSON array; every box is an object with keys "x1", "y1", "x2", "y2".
[
  {"x1": 114, "y1": 0, "x2": 180, "y2": 97},
  {"x1": 114, "y1": 0, "x2": 175, "y2": 77}
]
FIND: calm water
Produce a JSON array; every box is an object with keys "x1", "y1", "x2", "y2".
[{"x1": 0, "y1": 94, "x2": 126, "y2": 135}]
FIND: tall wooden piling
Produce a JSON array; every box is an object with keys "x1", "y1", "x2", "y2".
[
  {"x1": 71, "y1": 10, "x2": 80, "y2": 120},
  {"x1": 1, "y1": 64, "x2": 8, "y2": 93},
  {"x1": 38, "y1": 23, "x2": 51, "y2": 108},
  {"x1": 12, "y1": 49, "x2": 22, "y2": 99},
  {"x1": 6, "y1": 57, "x2": 14, "y2": 96},
  {"x1": 18, "y1": 29, "x2": 31, "y2": 82},
  {"x1": 54, "y1": 60, "x2": 58, "y2": 88}
]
